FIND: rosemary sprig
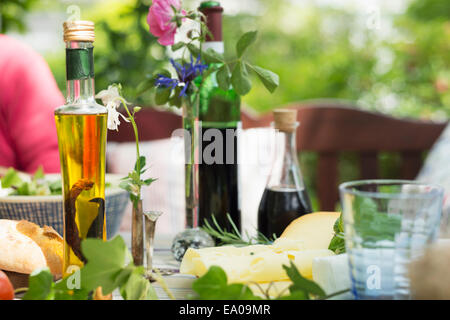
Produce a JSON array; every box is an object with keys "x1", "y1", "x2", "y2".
[{"x1": 201, "y1": 214, "x2": 276, "y2": 246}]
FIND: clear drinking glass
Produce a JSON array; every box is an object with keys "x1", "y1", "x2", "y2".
[{"x1": 339, "y1": 180, "x2": 444, "y2": 300}]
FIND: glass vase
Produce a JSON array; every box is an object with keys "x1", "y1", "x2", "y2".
[
  {"x1": 171, "y1": 94, "x2": 214, "y2": 261},
  {"x1": 182, "y1": 94, "x2": 199, "y2": 227},
  {"x1": 132, "y1": 199, "x2": 144, "y2": 266}
]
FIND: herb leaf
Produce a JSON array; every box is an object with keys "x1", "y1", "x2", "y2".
[
  {"x1": 328, "y1": 213, "x2": 346, "y2": 254},
  {"x1": 282, "y1": 261, "x2": 326, "y2": 299},
  {"x1": 192, "y1": 263, "x2": 328, "y2": 300},
  {"x1": 192, "y1": 266, "x2": 261, "y2": 300},
  {"x1": 231, "y1": 61, "x2": 252, "y2": 96},
  {"x1": 216, "y1": 64, "x2": 231, "y2": 91},
  {"x1": 120, "y1": 267, "x2": 157, "y2": 300},
  {"x1": 155, "y1": 86, "x2": 172, "y2": 105},
  {"x1": 236, "y1": 30, "x2": 258, "y2": 58},
  {"x1": 201, "y1": 213, "x2": 275, "y2": 246},
  {"x1": 79, "y1": 236, "x2": 128, "y2": 294},
  {"x1": 247, "y1": 64, "x2": 280, "y2": 93},
  {"x1": 23, "y1": 236, "x2": 160, "y2": 300},
  {"x1": 22, "y1": 268, "x2": 54, "y2": 300}
]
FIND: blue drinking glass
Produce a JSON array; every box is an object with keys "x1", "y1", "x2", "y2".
[{"x1": 339, "y1": 180, "x2": 444, "y2": 299}]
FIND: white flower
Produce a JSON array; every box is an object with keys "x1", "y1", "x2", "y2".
[{"x1": 95, "y1": 85, "x2": 130, "y2": 131}]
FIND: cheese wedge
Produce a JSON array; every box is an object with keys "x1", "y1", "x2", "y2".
[{"x1": 280, "y1": 212, "x2": 340, "y2": 250}]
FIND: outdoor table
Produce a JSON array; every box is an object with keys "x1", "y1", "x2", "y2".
[{"x1": 115, "y1": 230, "x2": 195, "y2": 300}]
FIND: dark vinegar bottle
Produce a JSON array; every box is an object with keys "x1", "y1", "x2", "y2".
[
  {"x1": 198, "y1": 1, "x2": 241, "y2": 232},
  {"x1": 257, "y1": 109, "x2": 312, "y2": 238}
]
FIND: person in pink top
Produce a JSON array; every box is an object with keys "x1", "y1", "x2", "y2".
[{"x1": 0, "y1": 35, "x2": 63, "y2": 174}]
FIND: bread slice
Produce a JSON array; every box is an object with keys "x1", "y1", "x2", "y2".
[{"x1": 0, "y1": 219, "x2": 63, "y2": 278}]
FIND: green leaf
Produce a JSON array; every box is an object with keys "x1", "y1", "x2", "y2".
[
  {"x1": 216, "y1": 65, "x2": 231, "y2": 91},
  {"x1": 192, "y1": 266, "x2": 260, "y2": 300},
  {"x1": 231, "y1": 61, "x2": 252, "y2": 96},
  {"x1": 155, "y1": 87, "x2": 172, "y2": 105},
  {"x1": 79, "y1": 236, "x2": 128, "y2": 294},
  {"x1": 134, "y1": 156, "x2": 146, "y2": 173},
  {"x1": 53, "y1": 288, "x2": 90, "y2": 300},
  {"x1": 23, "y1": 268, "x2": 54, "y2": 300},
  {"x1": 33, "y1": 166, "x2": 45, "y2": 181},
  {"x1": 169, "y1": 86, "x2": 183, "y2": 108},
  {"x1": 187, "y1": 44, "x2": 224, "y2": 64},
  {"x1": 171, "y1": 42, "x2": 186, "y2": 51},
  {"x1": 155, "y1": 69, "x2": 172, "y2": 78},
  {"x1": 352, "y1": 196, "x2": 402, "y2": 243},
  {"x1": 48, "y1": 180, "x2": 62, "y2": 194},
  {"x1": 283, "y1": 261, "x2": 326, "y2": 298},
  {"x1": 328, "y1": 234, "x2": 346, "y2": 254},
  {"x1": 329, "y1": 213, "x2": 346, "y2": 254},
  {"x1": 192, "y1": 266, "x2": 227, "y2": 296},
  {"x1": 136, "y1": 77, "x2": 155, "y2": 97},
  {"x1": 333, "y1": 212, "x2": 344, "y2": 234},
  {"x1": 278, "y1": 290, "x2": 309, "y2": 300},
  {"x1": 21, "y1": 236, "x2": 160, "y2": 301},
  {"x1": 247, "y1": 64, "x2": 279, "y2": 93},
  {"x1": 16, "y1": 182, "x2": 30, "y2": 195},
  {"x1": 143, "y1": 178, "x2": 156, "y2": 186},
  {"x1": 236, "y1": 31, "x2": 258, "y2": 58},
  {"x1": 0, "y1": 168, "x2": 23, "y2": 188},
  {"x1": 187, "y1": 43, "x2": 200, "y2": 57},
  {"x1": 203, "y1": 48, "x2": 224, "y2": 64},
  {"x1": 119, "y1": 179, "x2": 131, "y2": 192},
  {"x1": 120, "y1": 268, "x2": 157, "y2": 300}
]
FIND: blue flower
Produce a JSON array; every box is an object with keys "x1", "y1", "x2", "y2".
[{"x1": 154, "y1": 55, "x2": 208, "y2": 97}]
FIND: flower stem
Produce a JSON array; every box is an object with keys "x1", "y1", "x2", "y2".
[{"x1": 119, "y1": 97, "x2": 141, "y2": 206}]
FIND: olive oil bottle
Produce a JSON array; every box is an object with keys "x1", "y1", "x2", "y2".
[{"x1": 55, "y1": 21, "x2": 107, "y2": 276}]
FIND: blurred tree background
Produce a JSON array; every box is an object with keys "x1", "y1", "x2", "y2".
[
  {"x1": 1, "y1": 0, "x2": 449, "y2": 210},
  {"x1": 2, "y1": 0, "x2": 447, "y2": 116}
]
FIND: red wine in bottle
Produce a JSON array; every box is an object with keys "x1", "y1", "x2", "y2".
[
  {"x1": 198, "y1": 1, "x2": 241, "y2": 232},
  {"x1": 257, "y1": 109, "x2": 313, "y2": 238},
  {"x1": 258, "y1": 186, "x2": 312, "y2": 238}
]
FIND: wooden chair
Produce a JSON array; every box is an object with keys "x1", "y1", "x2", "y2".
[
  {"x1": 284, "y1": 101, "x2": 446, "y2": 210},
  {"x1": 108, "y1": 102, "x2": 447, "y2": 211}
]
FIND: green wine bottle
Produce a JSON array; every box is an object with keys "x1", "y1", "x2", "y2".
[{"x1": 198, "y1": 1, "x2": 241, "y2": 232}]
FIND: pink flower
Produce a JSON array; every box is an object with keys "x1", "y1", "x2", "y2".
[{"x1": 147, "y1": 0, "x2": 184, "y2": 46}]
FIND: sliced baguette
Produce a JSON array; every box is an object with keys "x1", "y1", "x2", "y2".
[{"x1": 0, "y1": 219, "x2": 63, "y2": 278}]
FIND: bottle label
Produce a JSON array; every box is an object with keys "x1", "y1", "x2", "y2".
[{"x1": 66, "y1": 47, "x2": 94, "y2": 80}]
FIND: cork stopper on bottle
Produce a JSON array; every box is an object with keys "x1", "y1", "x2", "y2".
[
  {"x1": 63, "y1": 20, "x2": 95, "y2": 42},
  {"x1": 273, "y1": 109, "x2": 298, "y2": 132}
]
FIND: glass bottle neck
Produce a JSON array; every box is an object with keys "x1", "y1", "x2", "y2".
[
  {"x1": 267, "y1": 128, "x2": 305, "y2": 190},
  {"x1": 279, "y1": 130, "x2": 298, "y2": 174},
  {"x1": 65, "y1": 41, "x2": 95, "y2": 104}
]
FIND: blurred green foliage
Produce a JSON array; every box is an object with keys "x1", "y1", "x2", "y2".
[
  {"x1": 227, "y1": 0, "x2": 449, "y2": 119},
  {"x1": 14, "y1": 0, "x2": 446, "y2": 119},
  {"x1": 0, "y1": 0, "x2": 38, "y2": 33},
  {"x1": 86, "y1": 0, "x2": 165, "y2": 102},
  {"x1": 44, "y1": 0, "x2": 165, "y2": 103}
]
